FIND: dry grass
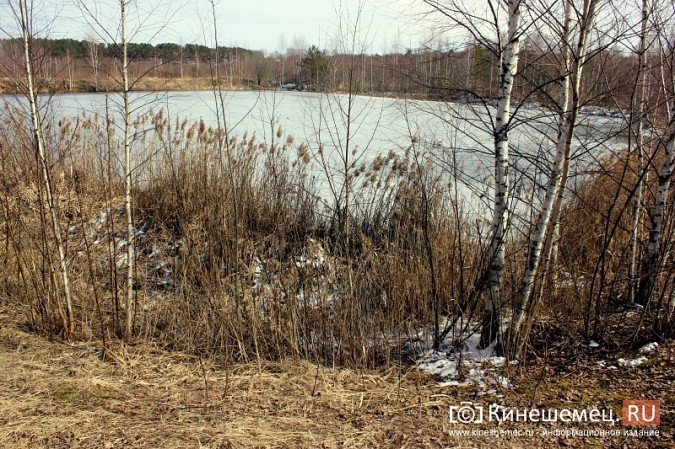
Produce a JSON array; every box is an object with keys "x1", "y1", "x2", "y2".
[
  {"x1": 2, "y1": 308, "x2": 673, "y2": 448},
  {"x1": 0, "y1": 107, "x2": 483, "y2": 366},
  {"x1": 0, "y1": 310, "x2": 488, "y2": 449},
  {"x1": 556, "y1": 150, "x2": 674, "y2": 333}
]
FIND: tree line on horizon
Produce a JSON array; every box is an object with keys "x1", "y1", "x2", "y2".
[
  {"x1": 0, "y1": 35, "x2": 650, "y2": 111},
  {"x1": 0, "y1": 37, "x2": 255, "y2": 62}
]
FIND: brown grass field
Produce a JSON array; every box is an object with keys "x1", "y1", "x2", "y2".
[{"x1": 0, "y1": 306, "x2": 673, "y2": 449}]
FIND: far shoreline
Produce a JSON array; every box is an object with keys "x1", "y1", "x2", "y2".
[{"x1": 0, "y1": 76, "x2": 447, "y2": 103}]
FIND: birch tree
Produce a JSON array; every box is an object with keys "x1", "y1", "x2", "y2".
[
  {"x1": 86, "y1": 37, "x2": 102, "y2": 92},
  {"x1": 627, "y1": 0, "x2": 651, "y2": 304},
  {"x1": 120, "y1": 0, "x2": 134, "y2": 340},
  {"x1": 633, "y1": 0, "x2": 675, "y2": 309},
  {"x1": 77, "y1": 0, "x2": 172, "y2": 340},
  {"x1": 637, "y1": 98, "x2": 675, "y2": 306},
  {"x1": 509, "y1": 0, "x2": 599, "y2": 353},
  {"x1": 481, "y1": 0, "x2": 522, "y2": 349},
  {"x1": 12, "y1": 0, "x2": 76, "y2": 334},
  {"x1": 420, "y1": 0, "x2": 525, "y2": 349}
]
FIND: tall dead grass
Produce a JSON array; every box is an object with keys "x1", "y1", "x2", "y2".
[
  {"x1": 555, "y1": 149, "x2": 674, "y2": 339},
  {"x1": 0, "y1": 105, "x2": 484, "y2": 367},
  {"x1": 2, "y1": 99, "x2": 673, "y2": 366}
]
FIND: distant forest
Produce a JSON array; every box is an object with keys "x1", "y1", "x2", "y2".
[
  {"x1": 18, "y1": 38, "x2": 252, "y2": 63},
  {"x1": 0, "y1": 36, "x2": 651, "y2": 110}
]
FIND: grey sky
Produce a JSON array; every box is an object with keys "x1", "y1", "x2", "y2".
[
  {"x1": 182, "y1": 0, "x2": 416, "y2": 52},
  {"x1": 0, "y1": 0, "x2": 425, "y2": 54}
]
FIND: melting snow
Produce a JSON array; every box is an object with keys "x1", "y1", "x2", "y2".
[
  {"x1": 639, "y1": 342, "x2": 658, "y2": 353},
  {"x1": 617, "y1": 357, "x2": 648, "y2": 367},
  {"x1": 116, "y1": 253, "x2": 127, "y2": 268},
  {"x1": 416, "y1": 321, "x2": 511, "y2": 389},
  {"x1": 611, "y1": 342, "x2": 658, "y2": 368},
  {"x1": 253, "y1": 257, "x2": 263, "y2": 287}
]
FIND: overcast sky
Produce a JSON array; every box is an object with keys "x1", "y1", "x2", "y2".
[{"x1": 0, "y1": 0, "x2": 429, "y2": 54}]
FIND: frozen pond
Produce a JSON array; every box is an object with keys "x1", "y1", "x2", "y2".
[
  {"x1": 2, "y1": 89, "x2": 627, "y2": 159},
  {"x1": 2, "y1": 89, "x2": 629, "y2": 218}
]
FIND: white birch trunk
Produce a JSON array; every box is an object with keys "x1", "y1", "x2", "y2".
[
  {"x1": 122, "y1": 0, "x2": 135, "y2": 340},
  {"x1": 18, "y1": 0, "x2": 75, "y2": 334},
  {"x1": 88, "y1": 40, "x2": 100, "y2": 92},
  {"x1": 539, "y1": 157, "x2": 570, "y2": 302},
  {"x1": 511, "y1": 0, "x2": 598, "y2": 345},
  {"x1": 479, "y1": 0, "x2": 522, "y2": 349},
  {"x1": 637, "y1": 99, "x2": 675, "y2": 304},
  {"x1": 629, "y1": 0, "x2": 650, "y2": 304}
]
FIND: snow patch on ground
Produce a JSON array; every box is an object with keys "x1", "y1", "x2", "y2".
[
  {"x1": 416, "y1": 321, "x2": 511, "y2": 389},
  {"x1": 595, "y1": 343, "x2": 659, "y2": 371},
  {"x1": 295, "y1": 238, "x2": 326, "y2": 268},
  {"x1": 639, "y1": 342, "x2": 658, "y2": 353},
  {"x1": 597, "y1": 360, "x2": 619, "y2": 369},
  {"x1": 617, "y1": 356, "x2": 648, "y2": 367},
  {"x1": 609, "y1": 343, "x2": 658, "y2": 368}
]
